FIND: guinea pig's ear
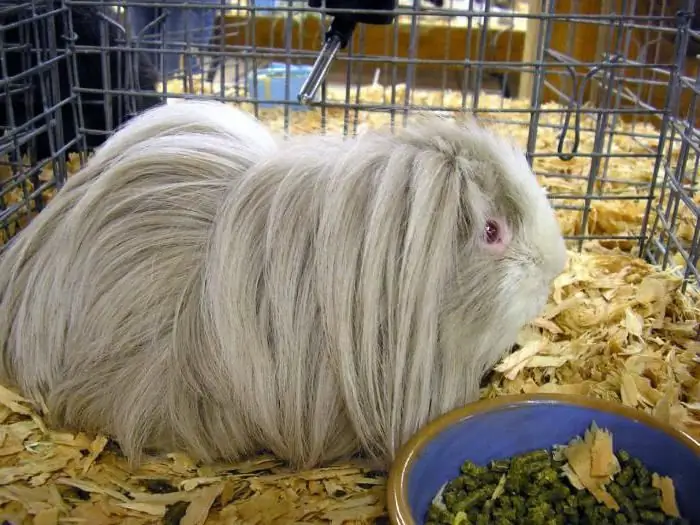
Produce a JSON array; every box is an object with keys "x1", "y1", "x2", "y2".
[{"x1": 455, "y1": 169, "x2": 480, "y2": 245}]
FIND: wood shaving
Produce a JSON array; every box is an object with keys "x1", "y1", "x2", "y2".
[
  {"x1": 652, "y1": 472, "x2": 681, "y2": 518},
  {"x1": 589, "y1": 427, "x2": 618, "y2": 478},
  {"x1": 0, "y1": 88, "x2": 698, "y2": 523},
  {"x1": 561, "y1": 424, "x2": 620, "y2": 510},
  {"x1": 560, "y1": 424, "x2": 682, "y2": 516}
]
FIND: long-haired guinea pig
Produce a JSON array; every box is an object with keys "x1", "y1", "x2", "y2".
[
  {"x1": 0, "y1": 101, "x2": 567, "y2": 469},
  {"x1": 0, "y1": 0, "x2": 161, "y2": 163}
]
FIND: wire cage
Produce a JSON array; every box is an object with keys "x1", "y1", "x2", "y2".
[
  {"x1": 0, "y1": 0, "x2": 699, "y2": 290},
  {"x1": 0, "y1": 0, "x2": 74, "y2": 243},
  {"x1": 0, "y1": 2, "x2": 699, "y2": 521}
]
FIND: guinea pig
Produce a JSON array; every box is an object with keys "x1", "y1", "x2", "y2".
[
  {"x1": 0, "y1": 100, "x2": 567, "y2": 470},
  {"x1": 0, "y1": 0, "x2": 162, "y2": 163}
]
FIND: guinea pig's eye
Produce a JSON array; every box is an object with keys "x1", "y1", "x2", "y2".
[{"x1": 484, "y1": 219, "x2": 500, "y2": 244}]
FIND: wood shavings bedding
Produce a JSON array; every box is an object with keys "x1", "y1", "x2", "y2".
[
  {"x1": 484, "y1": 244, "x2": 700, "y2": 435},
  {"x1": 0, "y1": 90, "x2": 698, "y2": 524}
]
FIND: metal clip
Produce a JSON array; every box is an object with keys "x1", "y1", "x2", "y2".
[{"x1": 556, "y1": 53, "x2": 623, "y2": 161}]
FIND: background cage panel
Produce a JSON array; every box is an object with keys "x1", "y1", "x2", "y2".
[{"x1": 0, "y1": 0, "x2": 74, "y2": 244}]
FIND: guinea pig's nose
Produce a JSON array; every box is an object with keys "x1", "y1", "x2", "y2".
[{"x1": 548, "y1": 237, "x2": 568, "y2": 278}]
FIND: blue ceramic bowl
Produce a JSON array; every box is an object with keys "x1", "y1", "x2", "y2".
[{"x1": 387, "y1": 394, "x2": 700, "y2": 525}]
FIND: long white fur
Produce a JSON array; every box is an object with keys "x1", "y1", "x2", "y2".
[{"x1": 0, "y1": 101, "x2": 567, "y2": 469}]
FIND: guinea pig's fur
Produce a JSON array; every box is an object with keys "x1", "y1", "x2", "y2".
[
  {"x1": 0, "y1": 101, "x2": 567, "y2": 469},
  {"x1": 0, "y1": 0, "x2": 162, "y2": 162}
]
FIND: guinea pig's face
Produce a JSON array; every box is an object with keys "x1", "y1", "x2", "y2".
[{"x1": 450, "y1": 123, "x2": 568, "y2": 330}]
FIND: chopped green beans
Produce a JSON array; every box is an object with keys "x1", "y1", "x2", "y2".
[{"x1": 425, "y1": 448, "x2": 688, "y2": 525}]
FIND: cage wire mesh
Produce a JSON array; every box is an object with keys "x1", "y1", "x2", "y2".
[
  {"x1": 0, "y1": 0, "x2": 699, "y2": 289},
  {"x1": 0, "y1": 0, "x2": 73, "y2": 243}
]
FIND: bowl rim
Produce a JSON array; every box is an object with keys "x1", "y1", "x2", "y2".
[{"x1": 386, "y1": 393, "x2": 700, "y2": 525}]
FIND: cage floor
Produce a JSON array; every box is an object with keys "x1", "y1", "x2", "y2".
[{"x1": 0, "y1": 93, "x2": 698, "y2": 525}]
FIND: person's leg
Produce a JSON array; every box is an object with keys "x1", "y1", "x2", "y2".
[
  {"x1": 126, "y1": 5, "x2": 160, "y2": 71},
  {"x1": 161, "y1": 7, "x2": 187, "y2": 77},
  {"x1": 161, "y1": 3, "x2": 216, "y2": 77},
  {"x1": 189, "y1": 7, "x2": 217, "y2": 75}
]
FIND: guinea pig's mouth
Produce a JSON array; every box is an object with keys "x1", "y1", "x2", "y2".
[{"x1": 528, "y1": 283, "x2": 550, "y2": 315}]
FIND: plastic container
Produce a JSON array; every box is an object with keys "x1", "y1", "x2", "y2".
[
  {"x1": 246, "y1": 63, "x2": 318, "y2": 110},
  {"x1": 251, "y1": 0, "x2": 277, "y2": 16}
]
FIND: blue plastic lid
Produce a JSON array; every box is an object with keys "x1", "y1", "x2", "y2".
[{"x1": 254, "y1": 62, "x2": 314, "y2": 77}]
